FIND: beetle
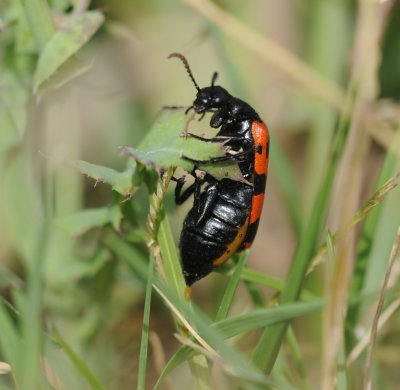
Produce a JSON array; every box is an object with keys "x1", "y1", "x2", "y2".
[{"x1": 169, "y1": 53, "x2": 269, "y2": 296}]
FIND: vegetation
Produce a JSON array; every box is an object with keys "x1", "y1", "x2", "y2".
[{"x1": 0, "y1": 0, "x2": 399, "y2": 389}]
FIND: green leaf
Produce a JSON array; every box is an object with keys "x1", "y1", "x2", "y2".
[
  {"x1": 36, "y1": 56, "x2": 93, "y2": 98},
  {"x1": 122, "y1": 109, "x2": 243, "y2": 181},
  {"x1": 155, "y1": 301, "x2": 322, "y2": 389},
  {"x1": 157, "y1": 210, "x2": 186, "y2": 297},
  {"x1": 154, "y1": 346, "x2": 195, "y2": 390},
  {"x1": 0, "y1": 108, "x2": 20, "y2": 153},
  {"x1": 33, "y1": 10, "x2": 104, "y2": 91},
  {"x1": 137, "y1": 250, "x2": 155, "y2": 390},
  {"x1": 213, "y1": 300, "x2": 322, "y2": 339},
  {"x1": 0, "y1": 70, "x2": 29, "y2": 140},
  {"x1": 54, "y1": 204, "x2": 122, "y2": 237},
  {"x1": 215, "y1": 252, "x2": 248, "y2": 321},
  {"x1": 70, "y1": 160, "x2": 136, "y2": 197},
  {"x1": 0, "y1": 301, "x2": 21, "y2": 379},
  {"x1": 52, "y1": 329, "x2": 106, "y2": 390},
  {"x1": 15, "y1": 7, "x2": 36, "y2": 53}
]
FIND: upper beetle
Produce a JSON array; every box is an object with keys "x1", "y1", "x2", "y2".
[{"x1": 169, "y1": 53, "x2": 270, "y2": 295}]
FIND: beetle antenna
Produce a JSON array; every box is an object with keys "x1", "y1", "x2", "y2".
[
  {"x1": 168, "y1": 52, "x2": 201, "y2": 92},
  {"x1": 211, "y1": 72, "x2": 218, "y2": 88}
]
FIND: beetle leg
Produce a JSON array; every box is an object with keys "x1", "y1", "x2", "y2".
[
  {"x1": 172, "y1": 176, "x2": 196, "y2": 205},
  {"x1": 182, "y1": 146, "x2": 253, "y2": 165},
  {"x1": 172, "y1": 165, "x2": 206, "y2": 205},
  {"x1": 183, "y1": 133, "x2": 238, "y2": 143}
]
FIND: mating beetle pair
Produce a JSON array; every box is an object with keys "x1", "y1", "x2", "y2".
[{"x1": 168, "y1": 53, "x2": 269, "y2": 294}]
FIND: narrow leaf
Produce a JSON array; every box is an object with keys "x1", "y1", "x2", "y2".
[
  {"x1": 137, "y1": 251, "x2": 155, "y2": 390},
  {"x1": 33, "y1": 10, "x2": 104, "y2": 91},
  {"x1": 153, "y1": 346, "x2": 195, "y2": 390},
  {"x1": 213, "y1": 300, "x2": 322, "y2": 339},
  {"x1": 70, "y1": 160, "x2": 135, "y2": 197},
  {"x1": 0, "y1": 301, "x2": 20, "y2": 378},
  {"x1": 52, "y1": 330, "x2": 106, "y2": 390},
  {"x1": 54, "y1": 205, "x2": 122, "y2": 236},
  {"x1": 122, "y1": 109, "x2": 243, "y2": 181},
  {"x1": 215, "y1": 252, "x2": 248, "y2": 321}
]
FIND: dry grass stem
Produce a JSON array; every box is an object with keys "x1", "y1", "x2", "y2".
[
  {"x1": 149, "y1": 331, "x2": 173, "y2": 390},
  {"x1": 153, "y1": 285, "x2": 217, "y2": 356},
  {"x1": 347, "y1": 297, "x2": 400, "y2": 367},
  {"x1": 182, "y1": 0, "x2": 345, "y2": 111},
  {"x1": 308, "y1": 173, "x2": 400, "y2": 275},
  {"x1": 321, "y1": 1, "x2": 395, "y2": 388},
  {"x1": 364, "y1": 227, "x2": 400, "y2": 390}
]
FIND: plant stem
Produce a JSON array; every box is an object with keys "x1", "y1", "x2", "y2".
[{"x1": 137, "y1": 248, "x2": 156, "y2": 390}]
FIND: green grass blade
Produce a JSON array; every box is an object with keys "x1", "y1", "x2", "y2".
[
  {"x1": 217, "y1": 264, "x2": 284, "y2": 291},
  {"x1": 271, "y1": 139, "x2": 302, "y2": 235},
  {"x1": 215, "y1": 252, "x2": 248, "y2": 321},
  {"x1": 53, "y1": 330, "x2": 106, "y2": 390},
  {"x1": 20, "y1": 220, "x2": 50, "y2": 390},
  {"x1": 137, "y1": 250, "x2": 155, "y2": 390},
  {"x1": 0, "y1": 301, "x2": 20, "y2": 380},
  {"x1": 150, "y1": 283, "x2": 276, "y2": 388},
  {"x1": 153, "y1": 346, "x2": 195, "y2": 390},
  {"x1": 213, "y1": 300, "x2": 322, "y2": 339},
  {"x1": 287, "y1": 326, "x2": 312, "y2": 390},
  {"x1": 217, "y1": 266, "x2": 316, "y2": 301},
  {"x1": 157, "y1": 209, "x2": 186, "y2": 296}
]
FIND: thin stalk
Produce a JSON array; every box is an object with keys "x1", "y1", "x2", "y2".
[
  {"x1": 20, "y1": 183, "x2": 51, "y2": 389},
  {"x1": 215, "y1": 252, "x2": 248, "y2": 321},
  {"x1": 137, "y1": 249, "x2": 156, "y2": 390},
  {"x1": 364, "y1": 227, "x2": 400, "y2": 390}
]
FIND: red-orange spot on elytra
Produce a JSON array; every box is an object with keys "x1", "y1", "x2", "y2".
[
  {"x1": 251, "y1": 121, "x2": 269, "y2": 175},
  {"x1": 250, "y1": 193, "x2": 264, "y2": 224}
]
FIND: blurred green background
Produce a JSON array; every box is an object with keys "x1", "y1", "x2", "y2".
[{"x1": 0, "y1": 0, "x2": 400, "y2": 389}]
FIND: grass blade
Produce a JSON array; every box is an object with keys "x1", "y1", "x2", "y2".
[
  {"x1": 214, "y1": 300, "x2": 322, "y2": 339},
  {"x1": 215, "y1": 252, "x2": 248, "y2": 321},
  {"x1": 52, "y1": 330, "x2": 106, "y2": 390},
  {"x1": 364, "y1": 227, "x2": 400, "y2": 390},
  {"x1": 137, "y1": 249, "x2": 156, "y2": 390},
  {"x1": 153, "y1": 346, "x2": 195, "y2": 390},
  {"x1": 157, "y1": 209, "x2": 186, "y2": 297},
  {"x1": 287, "y1": 326, "x2": 312, "y2": 390},
  {"x1": 271, "y1": 140, "x2": 302, "y2": 235},
  {"x1": 0, "y1": 301, "x2": 20, "y2": 381},
  {"x1": 20, "y1": 220, "x2": 49, "y2": 390}
]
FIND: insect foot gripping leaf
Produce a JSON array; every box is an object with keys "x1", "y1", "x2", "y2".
[{"x1": 121, "y1": 108, "x2": 244, "y2": 182}]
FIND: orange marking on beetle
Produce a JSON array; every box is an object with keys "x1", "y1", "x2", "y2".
[
  {"x1": 213, "y1": 216, "x2": 250, "y2": 266},
  {"x1": 251, "y1": 121, "x2": 269, "y2": 176},
  {"x1": 250, "y1": 193, "x2": 264, "y2": 224},
  {"x1": 184, "y1": 285, "x2": 192, "y2": 301}
]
